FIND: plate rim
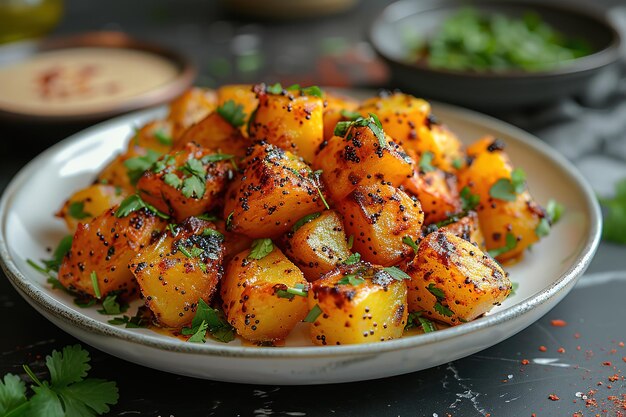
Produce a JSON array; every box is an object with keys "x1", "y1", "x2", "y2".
[{"x1": 0, "y1": 100, "x2": 602, "y2": 359}]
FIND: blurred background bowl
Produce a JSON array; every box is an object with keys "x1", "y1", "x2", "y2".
[{"x1": 369, "y1": 0, "x2": 622, "y2": 110}]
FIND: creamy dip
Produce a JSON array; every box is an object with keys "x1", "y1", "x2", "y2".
[{"x1": 0, "y1": 47, "x2": 179, "y2": 116}]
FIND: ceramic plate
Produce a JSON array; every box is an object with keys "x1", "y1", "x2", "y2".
[{"x1": 0, "y1": 97, "x2": 601, "y2": 384}]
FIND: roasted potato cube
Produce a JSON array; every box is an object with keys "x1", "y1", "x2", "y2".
[
  {"x1": 402, "y1": 168, "x2": 461, "y2": 225},
  {"x1": 221, "y1": 245, "x2": 309, "y2": 342},
  {"x1": 127, "y1": 119, "x2": 174, "y2": 155},
  {"x1": 130, "y1": 217, "x2": 225, "y2": 328},
  {"x1": 438, "y1": 211, "x2": 486, "y2": 251},
  {"x1": 411, "y1": 124, "x2": 465, "y2": 172},
  {"x1": 223, "y1": 143, "x2": 326, "y2": 239},
  {"x1": 174, "y1": 112, "x2": 249, "y2": 158},
  {"x1": 322, "y1": 92, "x2": 359, "y2": 141},
  {"x1": 248, "y1": 84, "x2": 324, "y2": 163},
  {"x1": 97, "y1": 146, "x2": 146, "y2": 195},
  {"x1": 58, "y1": 206, "x2": 167, "y2": 299},
  {"x1": 216, "y1": 84, "x2": 258, "y2": 136},
  {"x1": 308, "y1": 263, "x2": 408, "y2": 345},
  {"x1": 314, "y1": 120, "x2": 414, "y2": 202},
  {"x1": 137, "y1": 142, "x2": 233, "y2": 222},
  {"x1": 406, "y1": 231, "x2": 511, "y2": 325},
  {"x1": 357, "y1": 92, "x2": 431, "y2": 145},
  {"x1": 57, "y1": 184, "x2": 125, "y2": 233},
  {"x1": 213, "y1": 219, "x2": 254, "y2": 263},
  {"x1": 168, "y1": 87, "x2": 217, "y2": 138},
  {"x1": 338, "y1": 183, "x2": 424, "y2": 267},
  {"x1": 457, "y1": 137, "x2": 544, "y2": 261},
  {"x1": 283, "y1": 210, "x2": 351, "y2": 281}
]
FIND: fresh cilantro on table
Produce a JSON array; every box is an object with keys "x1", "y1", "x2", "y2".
[{"x1": 0, "y1": 344, "x2": 118, "y2": 417}]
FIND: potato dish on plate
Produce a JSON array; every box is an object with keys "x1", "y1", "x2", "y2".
[{"x1": 32, "y1": 83, "x2": 560, "y2": 346}]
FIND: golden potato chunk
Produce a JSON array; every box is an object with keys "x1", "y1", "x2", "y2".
[
  {"x1": 248, "y1": 83, "x2": 324, "y2": 163},
  {"x1": 338, "y1": 183, "x2": 424, "y2": 267},
  {"x1": 314, "y1": 118, "x2": 414, "y2": 202},
  {"x1": 127, "y1": 119, "x2": 174, "y2": 155},
  {"x1": 57, "y1": 184, "x2": 125, "y2": 233},
  {"x1": 223, "y1": 143, "x2": 326, "y2": 239},
  {"x1": 58, "y1": 205, "x2": 167, "y2": 299},
  {"x1": 167, "y1": 87, "x2": 217, "y2": 139},
  {"x1": 308, "y1": 263, "x2": 408, "y2": 345},
  {"x1": 322, "y1": 92, "x2": 359, "y2": 141},
  {"x1": 402, "y1": 168, "x2": 461, "y2": 225},
  {"x1": 174, "y1": 112, "x2": 249, "y2": 158},
  {"x1": 137, "y1": 142, "x2": 233, "y2": 222},
  {"x1": 406, "y1": 231, "x2": 511, "y2": 325},
  {"x1": 131, "y1": 216, "x2": 225, "y2": 328},
  {"x1": 283, "y1": 210, "x2": 352, "y2": 281},
  {"x1": 457, "y1": 136, "x2": 545, "y2": 261},
  {"x1": 221, "y1": 244, "x2": 309, "y2": 342},
  {"x1": 438, "y1": 211, "x2": 486, "y2": 251}
]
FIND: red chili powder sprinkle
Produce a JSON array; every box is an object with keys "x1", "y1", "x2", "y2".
[
  {"x1": 619, "y1": 342, "x2": 625, "y2": 348},
  {"x1": 623, "y1": 357, "x2": 626, "y2": 363},
  {"x1": 558, "y1": 347, "x2": 566, "y2": 354},
  {"x1": 603, "y1": 361, "x2": 612, "y2": 366},
  {"x1": 521, "y1": 359, "x2": 530, "y2": 365},
  {"x1": 539, "y1": 345, "x2": 547, "y2": 352},
  {"x1": 551, "y1": 319, "x2": 567, "y2": 327},
  {"x1": 574, "y1": 332, "x2": 581, "y2": 339},
  {"x1": 577, "y1": 346, "x2": 582, "y2": 351},
  {"x1": 549, "y1": 394, "x2": 560, "y2": 401}
]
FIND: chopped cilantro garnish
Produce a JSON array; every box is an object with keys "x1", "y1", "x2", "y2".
[
  {"x1": 347, "y1": 235, "x2": 354, "y2": 249},
  {"x1": 546, "y1": 199, "x2": 565, "y2": 224},
  {"x1": 115, "y1": 194, "x2": 170, "y2": 219},
  {"x1": 487, "y1": 232, "x2": 518, "y2": 258},
  {"x1": 181, "y1": 299, "x2": 235, "y2": 343},
  {"x1": 124, "y1": 149, "x2": 161, "y2": 185},
  {"x1": 452, "y1": 158, "x2": 464, "y2": 170},
  {"x1": 97, "y1": 294, "x2": 129, "y2": 315},
  {"x1": 225, "y1": 211, "x2": 234, "y2": 231},
  {"x1": 217, "y1": 100, "x2": 247, "y2": 128},
  {"x1": 340, "y1": 109, "x2": 361, "y2": 121},
  {"x1": 419, "y1": 151, "x2": 436, "y2": 172},
  {"x1": 67, "y1": 201, "x2": 91, "y2": 220},
  {"x1": 419, "y1": 317, "x2": 437, "y2": 333},
  {"x1": 508, "y1": 281, "x2": 519, "y2": 298},
  {"x1": 427, "y1": 283, "x2": 446, "y2": 300},
  {"x1": 301, "y1": 85, "x2": 323, "y2": 98},
  {"x1": 434, "y1": 302, "x2": 454, "y2": 317},
  {"x1": 196, "y1": 213, "x2": 220, "y2": 222},
  {"x1": 382, "y1": 266, "x2": 411, "y2": 281},
  {"x1": 248, "y1": 238, "x2": 274, "y2": 260},
  {"x1": 405, "y1": 311, "x2": 423, "y2": 330},
  {"x1": 460, "y1": 186, "x2": 480, "y2": 211},
  {"x1": 266, "y1": 83, "x2": 283, "y2": 94},
  {"x1": 333, "y1": 113, "x2": 387, "y2": 149},
  {"x1": 489, "y1": 168, "x2": 526, "y2": 202},
  {"x1": 535, "y1": 218, "x2": 550, "y2": 237},
  {"x1": 181, "y1": 175, "x2": 205, "y2": 199},
  {"x1": 343, "y1": 252, "x2": 361, "y2": 265},
  {"x1": 292, "y1": 212, "x2": 321, "y2": 232},
  {"x1": 154, "y1": 130, "x2": 173, "y2": 146},
  {"x1": 107, "y1": 307, "x2": 151, "y2": 328},
  {"x1": 163, "y1": 173, "x2": 183, "y2": 189},
  {"x1": 90, "y1": 271, "x2": 101, "y2": 299},
  {"x1": 403, "y1": 236, "x2": 419, "y2": 254},
  {"x1": 303, "y1": 304, "x2": 323, "y2": 323},
  {"x1": 337, "y1": 274, "x2": 365, "y2": 286},
  {"x1": 276, "y1": 283, "x2": 308, "y2": 299}
]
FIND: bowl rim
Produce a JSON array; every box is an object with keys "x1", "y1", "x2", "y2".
[
  {"x1": 0, "y1": 31, "x2": 196, "y2": 123},
  {"x1": 369, "y1": 0, "x2": 622, "y2": 80},
  {"x1": 0, "y1": 101, "x2": 602, "y2": 359}
]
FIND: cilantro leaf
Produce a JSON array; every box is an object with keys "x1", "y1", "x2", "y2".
[
  {"x1": 508, "y1": 281, "x2": 519, "y2": 298},
  {"x1": 181, "y1": 175, "x2": 205, "y2": 199},
  {"x1": 97, "y1": 294, "x2": 128, "y2": 315},
  {"x1": 347, "y1": 235, "x2": 354, "y2": 249},
  {"x1": 343, "y1": 252, "x2": 361, "y2": 265},
  {"x1": 182, "y1": 299, "x2": 235, "y2": 343},
  {"x1": 418, "y1": 317, "x2": 437, "y2": 333},
  {"x1": 333, "y1": 113, "x2": 386, "y2": 149},
  {"x1": 434, "y1": 302, "x2": 454, "y2": 317},
  {"x1": 57, "y1": 378, "x2": 118, "y2": 415},
  {"x1": 340, "y1": 109, "x2": 361, "y2": 121},
  {"x1": 0, "y1": 373, "x2": 28, "y2": 415},
  {"x1": 90, "y1": 272, "x2": 101, "y2": 299},
  {"x1": 180, "y1": 158, "x2": 205, "y2": 179},
  {"x1": 599, "y1": 178, "x2": 626, "y2": 244},
  {"x1": 115, "y1": 194, "x2": 169, "y2": 219},
  {"x1": 535, "y1": 218, "x2": 550, "y2": 238},
  {"x1": 510, "y1": 168, "x2": 526, "y2": 193},
  {"x1": 276, "y1": 283, "x2": 308, "y2": 299},
  {"x1": 292, "y1": 212, "x2": 321, "y2": 232},
  {"x1": 405, "y1": 311, "x2": 422, "y2": 330},
  {"x1": 546, "y1": 199, "x2": 565, "y2": 224},
  {"x1": 426, "y1": 283, "x2": 445, "y2": 300},
  {"x1": 487, "y1": 232, "x2": 518, "y2": 258},
  {"x1": 460, "y1": 186, "x2": 479, "y2": 211},
  {"x1": 187, "y1": 320, "x2": 209, "y2": 343},
  {"x1": 29, "y1": 385, "x2": 63, "y2": 417},
  {"x1": 154, "y1": 130, "x2": 173, "y2": 146},
  {"x1": 248, "y1": 238, "x2": 274, "y2": 260},
  {"x1": 217, "y1": 100, "x2": 247, "y2": 128},
  {"x1": 266, "y1": 83, "x2": 283, "y2": 94},
  {"x1": 163, "y1": 173, "x2": 182, "y2": 189},
  {"x1": 402, "y1": 236, "x2": 419, "y2": 254},
  {"x1": 337, "y1": 274, "x2": 365, "y2": 286},
  {"x1": 418, "y1": 151, "x2": 436, "y2": 172},
  {"x1": 489, "y1": 178, "x2": 517, "y2": 201},
  {"x1": 123, "y1": 150, "x2": 161, "y2": 185},
  {"x1": 67, "y1": 202, "x2": 91, "y2": 220},
  {"x1": 225, "y1": 211, "x2": 234, "y2": 231},
  {"x1": 46, "y1": 345, "x2": 90, "y2": 387},
  {"x1": 452, "y1": 158, "x2": 464, "y2": 170},
  {"x1": 301, "y1": 86, "x2": 323, "y2": 98},
  {"x1": 382, "y1": 266, "x2": 411, "y2": 281}
]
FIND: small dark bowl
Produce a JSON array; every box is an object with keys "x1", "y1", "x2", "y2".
[{"x1": 369, "y1": 0, "x2": 622, "y2": 110}]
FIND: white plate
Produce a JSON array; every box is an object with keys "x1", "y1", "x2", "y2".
[{"x1": 0, "y1": 99, "x2": 601, "y2": 385}]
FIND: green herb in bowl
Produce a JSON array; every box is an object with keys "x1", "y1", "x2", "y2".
[{"x1": 413, "y1": 8, "x2": 592, "y2": 72}]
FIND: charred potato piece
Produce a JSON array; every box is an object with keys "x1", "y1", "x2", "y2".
[
  {"x1": 221, "y1": 245, "x2": 309, "y2": 342},
  {"x1": 223, "y1": 143, "x2": 326, "y2": 239},
  {"x1": 283, "y1": 210, "x2": 351, "y2": 281},
  {"x1": 137, "y1": 142, "x2": 233, "y2": 222},
  {"x1": 57, "y1": 184, "x2": 125, "y2": 233},
  {"x1": 127, "y1": 119, "x2": 174, "y2": 155},
  {"x1": 174, "y1": 112, "x2": 249, "y2": 158},
  {"x1": 357, "y1": 92, "x2": 431, "y2": 145},
  {"x1": 168, "y1": 87, "x2": 217, "y2": 138},
  {"x1": 248, "y1": 84, "x2": 324, "y2": 163},
  {"x1": 131, "y1": 217, "x2": 224, "y2": 328},
  {"x1": 216, "y1": 84, "x2": 258, "y2": 136},
  {"x1": 213, "y1": 219, "x2": 254, "y2": 264},
  {"x1": 438, "y1": 211, "x2": 486, "y2": 251},
  {"x1": 338, "y1": 183, "x2": 424, "y2": 267},
  {"x1": 322, "y1": 92, "x2": 359, "y2": 141},
  {"x1": 457, "y1": 137, "x2": 544, "y2": 261},
  {"x1": 58, "y1": 207, "x2": 167, "y2": 299},
  {"x1": 314, "y1": 121, "x2": 414, "y2": 202},
  {"x1": 403, "y1": 168, "x2": 461, "y2": 225},
  {"x1": 406, "y1": 231, "x2": 511, "y2": 325},
  {"x1": 308, "y1": 263, "x2": 408, "y2": 345}
]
